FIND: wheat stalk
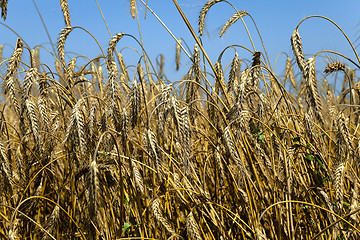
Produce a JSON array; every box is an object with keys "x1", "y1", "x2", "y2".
[{"x1": 120, "y1": 107, "x2": 129, "y2": 150}]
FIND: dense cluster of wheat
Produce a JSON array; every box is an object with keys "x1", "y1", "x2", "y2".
[{"x1": 0, "y1": 0, "x2": 360, "y2": 239}]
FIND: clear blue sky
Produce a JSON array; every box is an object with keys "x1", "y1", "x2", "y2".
[{"x1": 1, "y1": 0, "x2": 360, "y2": 84}]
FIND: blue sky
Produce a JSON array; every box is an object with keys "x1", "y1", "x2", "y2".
[{"x1": 1, "y1": 0, "x2": 360, "y2": 85}]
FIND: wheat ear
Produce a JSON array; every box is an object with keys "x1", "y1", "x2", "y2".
[
  {"x1": 324, "y1": 61, "x2": 345, "y2": 74},
  {"x1": 175, "y1": 38, "x2": 181, "y2": 71},
  {"x1": 198, "y1": 0, "x2": 223, "y2": 36},
  {"x1": 334, "y1": 162, "x2": 345, "y2": 214},
  {"x1": 148, "y1": 129, "x2": 162, "y2": 182},
  {"x1": 285, "y1": 56, "x2": 297, "y2": 90},
  {"x1": 25, "y1": 98, "x2": 40, "y2": 145},
  {"x1": 4, "y1": 38, "x2": 23, "y2": 115},
  {"x1": 130, "y1": 0, "x2": 136, "y2": 18},
  {"x1": 107, "y1": 32, "x2": 125, "y2": 62},
  {"x1": 0, "y1": 44, "x2": 3, "y2": 62},
  {"x1": 151, "y1": 198, "x2": 176, "y2": 235},
  {"x1": 130, "y1": 79, "x2": 141, "y2": 128},
  {"x1": 1, "y1": 0, "x2": 7, "y2": 20},
  {"x1": 291, "y1": 28, "x2": 306, "y2": 73},
  {"x1": 131, "y1": 159, "x2": 144, "y2": 195},
  {"x1": 117, "y1": 52, "x2": 130, "y2": 82},
  {"x1": 60, "y1": 0, "x2": 71, "y2": 27},
  {"x1": 223, "y1": 127, "x2": 246, "y2": 180},
  {"x1": 228, "y1": 51, "x2": 240, "y2": 93},
  {"x1": 304, "y1": 57, "x2": 324, "y2": 124},
  {"x1": 43, "y1": 205, "x2": 60, "y2": 240},
  {"x1": 186, "y1": 212, "x2": 202, "y2": 240},
  {"x1": 57, "y1": 27, "x2": 73, "y2": 66},
  {"x1": 63, "y1": 98, "x2": 86, "y2": 153},
  {"x1": 219, "y1": 10, "x2": 248, "y2": 37}
]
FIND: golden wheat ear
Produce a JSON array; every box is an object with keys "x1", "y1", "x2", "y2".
[
  {"x1": 1, "y1": 0, "x2": 7, "y2": 20},
  {"x1": 60, "y1": 0, "x2": 71, "y2": 27},
  {"x1": 219, "y1": 10, "x2": 248, "y2": 37},
  {"x1": 130, "y1": 0, "x2": 136, "y2": 18}
]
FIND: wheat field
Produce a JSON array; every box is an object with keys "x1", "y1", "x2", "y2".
[{"x1": 0, "y1": 0, "x2": 360, "y2": 239}]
